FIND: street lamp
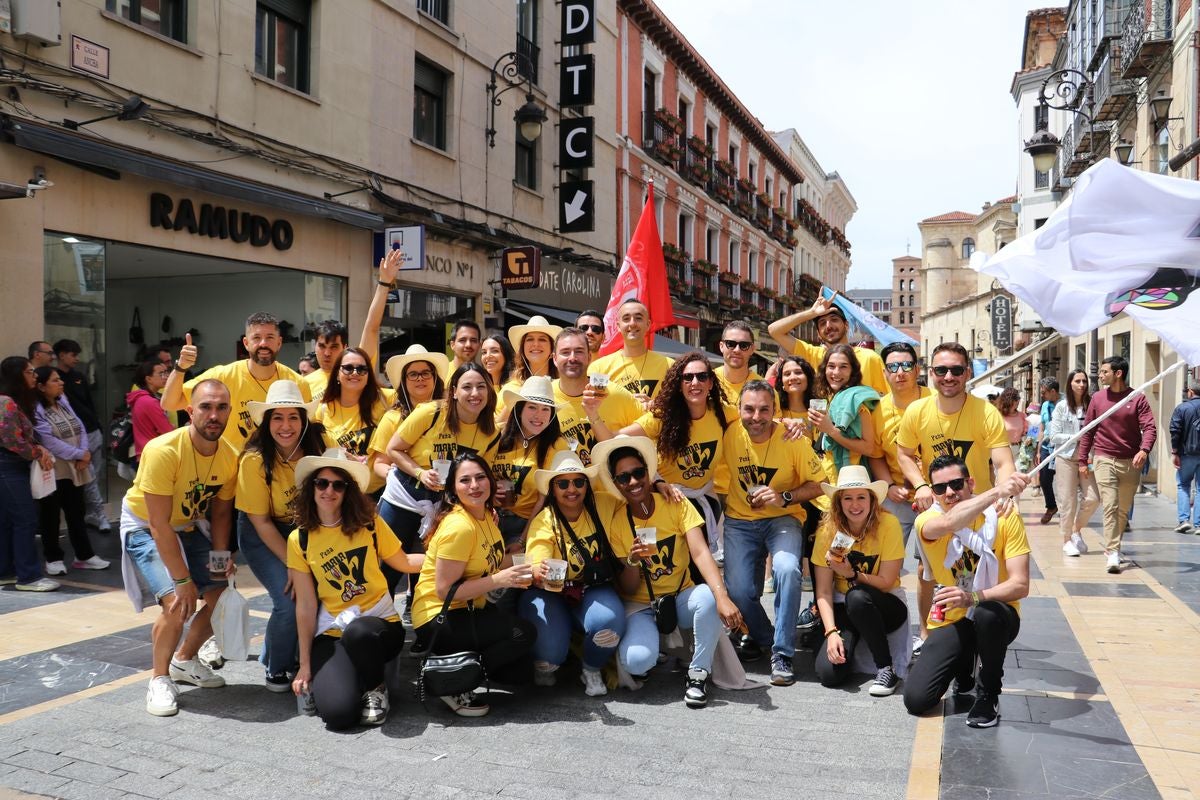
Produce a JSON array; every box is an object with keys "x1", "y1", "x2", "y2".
[
  {"x1": 485, "y1": 51, "x2": 548, "y2": 148},
  {"x1": 63, "y1": 95, "x2": 151, "y2": 130},
  {"x1": 1114, "y1": 139, "x2": 1134, "y2": 165}
]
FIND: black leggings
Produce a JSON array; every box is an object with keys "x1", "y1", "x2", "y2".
[
  {"x1": 415, "y1": 604, "x2": 536, "y2": 686},
  {"x1": 378, "y1": 498, "x2": 424, "y2": 597},
  {"x1": 814, "y1": 584, "x2": 908, "y2": 688},
  {"x1": 310, "y1": 616, "x2": 405, "y2": 730},
  {"x1": 903, "y1": 601, "x2": 1021, "y2": 715},
  {"x1": 38, "y1": 479, "x2": 94, "y2": 563}
]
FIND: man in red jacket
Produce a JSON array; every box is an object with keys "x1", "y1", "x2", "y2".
[{"x1": 1076, "y1": 356, "x2": 1157, "y2": 574}]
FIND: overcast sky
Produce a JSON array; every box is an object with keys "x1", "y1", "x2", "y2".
[{"x1": 652, "y1": 0, "x2": 1055, "y2": 289}]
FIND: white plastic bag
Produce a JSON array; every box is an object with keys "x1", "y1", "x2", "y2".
[
  {"x1": 30, "y1": 457, "x2": 56, "y2": 499},
  {"x1": 211, "y1": 577, "x2": 250, "y2": 662}
]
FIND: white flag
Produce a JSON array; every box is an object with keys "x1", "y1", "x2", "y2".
[{"x1": 976, "y1": 158, "x2": 1200, "y2": 363}]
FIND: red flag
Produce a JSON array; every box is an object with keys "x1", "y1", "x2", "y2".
[{"x1": 598, "y1": 182, "x2": 678, "y2": 356}]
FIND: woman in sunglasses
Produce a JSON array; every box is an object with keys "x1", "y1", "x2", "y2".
[
  {"x1": 410, "y1": 454, "x2": 536, "y2": 717},
  {"x1": 492, "y1": 377, "x2": 566, "y2": 548},
  {"x1": 809, "y1": 344, "x2": 881, "y2": 492},
  {"x1": 593, "y1": 436, "x2": 741, "y2": 708},
  {"x1": 315, "y1": 348, "x2": 392, "y2": 494},
  {"x1": 289, "y1": 450, "x2": 423, "y2": 730},
  {"x1": 238, "y1": 381, "x2": 329, "y2": 692},
  {"x1": 811, "y1": 465, "x2": 907, "y2": 697},
  {"x1": 519, "y1": 451, "x2": 626, "y2": 696}
]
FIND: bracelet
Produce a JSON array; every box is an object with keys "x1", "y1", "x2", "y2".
[
  {"x1": 173, "y1": 364, "x2": 189, "y2": 373},
  {"x1": 625, "y1": 554, "x2": 641, "y2": 567},
  {"x1": 377, "y1": 279, "x2": 394, "y2": 288},
  {"x1": 173, "y1": 575, "x2": 192, "y2": 586},
  {"x1": 971, "y1": 591, "x2": 980, "y2": 607},
  {"x1": 850, "y1": 568, "x2": 860, "y2": 584},
  {"x1": 415, "y1": 468, "x2": 424, "y2": 480},
  {"x1": 913, "y1": 483, "x2": 929, "y2": 492},
  {"x1": 824, "y1": 627, "x2": 841, "y2": 639}
]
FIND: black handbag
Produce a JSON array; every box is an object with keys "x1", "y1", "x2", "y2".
[
  {"x1": 128, "y1": 307, "x2": 144, "y2": 345},
  {"x1": 642, "y1": 562, "x2": 688, "y2": 635},
  {"x1": 417, "y1": 579, "x2": 487, "y2": 701}
]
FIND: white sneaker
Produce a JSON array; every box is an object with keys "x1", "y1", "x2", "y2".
[
  {"x1": 1063, "y1": 540, "x2": 1081, "y2": 557},
  {"x1": 359, "y1": 685, "x2": 388, "y2": 726},
  {"x1": 145, "y1": 676, "x2": 179, "y2": 717},
  {"x1": 45, "y1": 561, "x2": 67, "y2": 576},
  {"x1": 440, "y1": 691, "x2": 489, "y2": 717},
  {"x1": 1071, "y1": 532, "x2": 1088, "y2": 555},
  {"x1": 71, "y1": 555, "x2": 110, "y2": 570},
  {"x1": 197, "y1": 636, "x2": 226, "y2": 670},
  {"x1": 580, "y1": 668, "x2": 607, "y2": 697},
  {"x1": 1106, "y1": 551, "x2": 1121, "y2": 574},
  {"x1": 169, "y1": 658, "x2": 226, "y2": 688},
  {"x1": 14, "y1": 577, "x2": 60, "y2": 592},
  {"x1": 532, "y1": 662, "x2": 558, "y2": 687}
]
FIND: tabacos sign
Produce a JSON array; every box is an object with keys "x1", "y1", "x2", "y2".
[{"x1": 149, "y1": 193, "x2": 294, "y2": 251}]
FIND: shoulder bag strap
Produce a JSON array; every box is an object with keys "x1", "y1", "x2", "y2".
[
  {"x1": 424, "y1": 577, "x2": 467, "y2": 657},
  {"x1": 628, "y1": 505, "x2": 657, "y2": 603}
]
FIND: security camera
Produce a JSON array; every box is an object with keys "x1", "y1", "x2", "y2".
[{"x1": 26, "y1": 167, "x2": 52, "y2": 197}]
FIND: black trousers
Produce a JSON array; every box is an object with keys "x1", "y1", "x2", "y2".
[
  {"x1": 814, "y1": 584, "x2": 908, "y2": 687},
  {"x1": 38, "y1": 479, "x2": 95, "y2": 563},
  {"x1": 904, "y1": 600, "x2": 1021, "y2": 715},
  {"x1": 1040, "y1": 460, "x2": 1058, "y2": 511},
  {"x1": 310, "y1": 616, "x2": 405, "y2": 730},
  {"x1": 415, "y1": 604, "x2": 536, "y2": 685}
]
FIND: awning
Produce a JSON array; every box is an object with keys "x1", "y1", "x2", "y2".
[
  {"x1": 507, "y1": 300, "x2": 698, "y2": 330},
  {"x1": 966, "y1": 332, "x2": 1063, "y2": 387},
  {"x1": 1, "y1": 117, "x2": 385, "y2": 230}
]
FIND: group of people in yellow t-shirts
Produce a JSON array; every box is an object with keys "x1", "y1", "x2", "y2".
[{"x1": 118, "y1": 274, "x2": 1033, "y2": 733}]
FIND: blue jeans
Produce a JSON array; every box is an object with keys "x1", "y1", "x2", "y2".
[
  {"x1": 518, "y1": 585, "x2": 625, "y2": 670},
  {"x1": 1178, "y1": 455, "x2": 1200, "y2": 526},
  {"x1": 619, "y1": 584, "x2": 719, "y2": 674},
  {"x1": 0, "y1": 452, "x2": 43, "y2": 583},
  {"x1": 237, "y1": 512, "x2": 297, "y2": 675},
  {"x1": 124, "y1": 527, "x2": 224, "y2": 599},
  {"x1": 724, "y1": 514, "x2": 804, "y2": 657}
]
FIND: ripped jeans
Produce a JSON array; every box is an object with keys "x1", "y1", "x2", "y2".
[{"x1": 518, "y1": 585, "x2": 625, "y2": 670}]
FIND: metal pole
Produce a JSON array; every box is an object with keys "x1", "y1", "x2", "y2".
[{"x1": 1089, "y1": 328, "x2": 1100, "y2": 393}]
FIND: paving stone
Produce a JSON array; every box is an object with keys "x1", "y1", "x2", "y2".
[
  {"x1": 3, "y1": 749, "x2": 75, "y2": 774},
  {"x1": 52, "y1": 761, "x2": 127, "y2": 785},
  {"x1": 107, "y1": 754, "x2": 181, "y2": 780},
  {"x1": 105, "y1": 772, "x2": 183, "y2": 799},
  {"x1": 0, "y1": 765, "x2": 72, "y2": 795}
]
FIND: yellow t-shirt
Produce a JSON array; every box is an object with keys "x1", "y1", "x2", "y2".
[
  {"x1": 235, "y1": 449, "x2": 299, "y2": 522},
  {"x1": 182, "y1": 361, "x2": 311, "y2": 450},
  {"x1": 875, "y1": 386, "x2": 932, "y2": 485},
  {"x1": 410, "y1": 506, "x2": 505, "y2": 627},
  {"x1": 817, "y1": 389, "x2": 882, "y2": 487},
  {"x1": 714, "y1": 366, "x2": 761, "y2": 405},
  {"x1": 393, "y1": 401, "x2": 499, "y2": 471},
  {"x1": 552, "y1": 380, "x2": 643, "y2": 467},
  {"x1": 722, "y1": 422, "x2": 824, "y2": 521},
  {"x1": 616, "y1": 498, "x2": 703, "y2": 604},
  {"x1": 636, "y1": 407, "x2": 729, "y2": 490},
  {"x1": 790, "y1": 340, "x2": 888, "y2": 396},
  {"x1": 588, "y1": 351, "x2": 674, "y2": 400},
  {"x1": 123, "y1": 427, "x2": 239, "y2": 527},
  {"x1": 896, "y1": 395, "x2": 1009, "y2": 493},
  {"x1": 286, "y1": 515, "x2": 404, "y2": 637},
  {"x1": 526, "y1": 493, "x2": 626, "y2": 581},
  {"x1": 492, "y1": 438, "x2": 568, "y2": 519},
  {"x1": 302, "y1": 369, "x2": 330, "y2": 401},
  {"x1": 812, "y1": 513, "x2": 905, "y2": 595},
  {"x1": 314, "y1": 391, "x2": 395, "y2": 458},
  {"x1": 915, "y1": 508, "x2": 1031, "y2": 627}
]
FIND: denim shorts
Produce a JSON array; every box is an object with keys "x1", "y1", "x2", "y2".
[{"x1": 125, "y1": 527, "x2": 225, "y2": 600}]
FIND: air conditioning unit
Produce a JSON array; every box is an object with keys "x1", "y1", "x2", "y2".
[{"x1": 11, "y1": 0, "x2": 61, "y2": 46}]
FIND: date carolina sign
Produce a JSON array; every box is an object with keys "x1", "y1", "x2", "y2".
[{"x1": 149, "y1": 193, "x2": 294, "y2": 251}]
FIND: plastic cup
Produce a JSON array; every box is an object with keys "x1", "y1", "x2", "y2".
[
  {"x1": 544, "y1": 559, "x2": 568, "y2": 592},
  {"x1": 829, "y1": 532, "x2": 855, "y2": 561},
  {"x1": 511, "y1": 553, "x2": 527, "y2": 566},
  {"x1": 809, "y1": 398, "x2": 828, "y2": 413},
  {"x1": 432, "y1": 459, "x2": 452, "y2": 485},
  {"x1": 747, "y1": 484, "x2": 767, "y2": 504},
  {"x1": 589, "y1": 373, "x2": 609, "y2": 396},
  {"x1": 497, "y1": 478, "x2": 515, "y2": 508},
  {"x1": 208, "y1": 550, "x2": 231, "y2": 574},
  {"x1": 635, "y1": 526, "x2": 657, "y2": 545}
]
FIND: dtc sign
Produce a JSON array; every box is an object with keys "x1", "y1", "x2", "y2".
[{"x1": 557, "y1": 0, "x2": 595, "y2": 233}]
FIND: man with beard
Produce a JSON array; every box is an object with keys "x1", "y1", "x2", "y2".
[
  {"x1": 121, "y1": 380, "x2": 240, "y2": 717},
  {"x1": 576, "y1": 309, "x2": 605, "y2": 356},
  {"x1": 551, "y1": 327, "x2": 642, "y2": 467},
  {"x1": 162, "y1": 313, "x2": 311, "y2": 451},
  {"x1": 588, "y1": 299, "x2": 673, "y2": 407},
  {"x1": 768, "y1": 293, "x2": 888, "y2": 395},
  {"x1": 446, "y1": 320, "x2": 482, "y2": 380},
  {"x1": 714, "y1": 321, "x2": 761, "y2": 401}
]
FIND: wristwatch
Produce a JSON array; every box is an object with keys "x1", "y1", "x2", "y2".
[{"x1": 781, "y1": 490, "x2": 794, "y2": 508}]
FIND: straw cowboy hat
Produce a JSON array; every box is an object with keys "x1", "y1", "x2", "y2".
[
  {"x1": 590, "y1": 435, "x2": 659, "y2": 498},
  {"x1": 820, "y1": 464, "x2": 889, "y2": 503},
  {"x1": 385, "y1": 344, "x2": 450, "y2": 389},
  {"x1": 500, "y1": 375, "x2": 562, "y2": 413},
  {"x1": 294, "y1": 447, "x2": 371, "y2": 493},
  {"x1": 533, "y1": 450, "x2": 600, "y2": 496},
  {"x1": 246, "y1": 379, "x2": 318, "y2": 425},
  {"x1": 508, "y1": 315, "x2": 563, "y2": 346}
]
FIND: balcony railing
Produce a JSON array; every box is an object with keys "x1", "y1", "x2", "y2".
[
  {"x1": 644, "y1": 117, "x2": 682, "y2": 169},
  {"x1": 516, "y1": 34, "x2": 539, "y2": 83},
  {"x1": 1093, "y1": 40, "x2": 1137, "y2": 121},
  {"x1": 417, "y1": 0, "x2": 450, "y2": 24},
  {"x1": 1121, "y1": 0, "x2": 1173, "y2": 78}
]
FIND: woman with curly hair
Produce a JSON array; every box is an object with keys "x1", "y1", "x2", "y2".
[{"x1": 314, "y1": 348, "x2": 393, "y2": 494}]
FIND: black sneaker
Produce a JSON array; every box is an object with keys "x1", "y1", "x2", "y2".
[
  {"x1": 770, "y1": 654, "x2": 795, "y2": 686},
  {"x1": 869, "y1": 665, "x2": 899, "y2": 697},
  {"x1": 796, "y1": 601, "x2": 819, "y2": 632},
  {"x1": 264, "y1": 671, "x2": 292, "y2": 693},
  {"x1": 684, "y1": 668, "x2": 709, "y2": 708},
  {"x1": 401, "y1": 606, "x2": 413, "y2": 627},
  {"x1": 734, "y1": 634, "x2": 764, "y2": 663},
  {"x1": 967, "y1": 692, "x2": 1000, "y2": 728},
  {"x1": 952, "y1": 674, "x2": 976, "y2": 697}
]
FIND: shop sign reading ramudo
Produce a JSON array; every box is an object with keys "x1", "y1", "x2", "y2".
[{"x1": 149, "y1": 193, "x2": 294, "y2": 251}]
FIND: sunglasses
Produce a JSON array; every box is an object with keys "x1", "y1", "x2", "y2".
[
  {"x1": 313, "y1": 478, "x2": 349, "y2": 492},
  {"x1": 340, "y1": 364, "x2": 370, "y2": 376},
  {"x1": 885, "y1": 360, "x2": 916, "y2": 374},
  {"x1": 406, "y1": 369, "x2": 433, "y2": 381},
  {"x1": 931, "y1": 365, "x2": 967, "y2": 377},
  {"x1": 681, "y1": 371, "x2": 713, "y2": 383},
  {"x1": 578, "y1": 324, "x2": 604, "y2": 334},
  {"x1": 613, "y1": 466, "x2": 649, "y2": 485},
  {"x1": 722, "y1": 339, "x2": 753, "y2": 351},
  {"x1": 554, "y1": 477, "x2": 588, "y2": 490},
  {"x1": 930, "y1": 477, "x2": 968, "y2": 495}
]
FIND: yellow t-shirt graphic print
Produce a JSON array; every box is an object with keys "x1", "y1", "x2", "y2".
[
  {"x1": 896, "y1": 394, "x2": 1008, "y2": 493},
  {"x1": 588, "y1": 351, "x2": 673, "y2": 400},
  {"x1": 124, "y1": 427, "x2": 240, "y2": 528},
  {"x1": 551, "y1": 381, "x2": 642, "y2": 467},
  {"x1": 182, "y1": 362, "x2": 311, "y2": 450},
  {"x1": 636, "y1": 408, "x2": 726, "y2": 490},
  {"x1": 395, "y1": 402, "x2": 498, "y2": 469}
]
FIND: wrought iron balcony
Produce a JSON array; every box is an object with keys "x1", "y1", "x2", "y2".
[
  {"x1": 1121, "y1": 0, "x2": 1173, "y2": 78},
  {"x1": 516, "y1": 34, "x2": 539, "y2": 83},
  {"x1": 1092, "y1": 40, "x2": 1137, "y2": 121}
]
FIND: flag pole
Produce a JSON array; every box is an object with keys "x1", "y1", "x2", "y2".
[{"x1": 1029, "y1": 360, "x2": 1184, "y2": 476}]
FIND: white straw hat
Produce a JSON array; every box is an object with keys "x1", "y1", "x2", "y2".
[
  {"x1": 246, "y1": 380, "x2": 318, "y2": 425},
  {"x1": 533, "y1": 450, "x2": 599, "y2": 495},
  {"x1": 820, "y1": 464, "x2": 889, "y2": 503},
  {"x1": 509, "y1": 315, "x2": 563, "y2": 347},
  {"x1": 590, "y1": 435, "x2": 659, "y2": 498},
  {"x1": 385, "y1": 345, "x2": 450, "y2": 389},
  {"x1": 499, "y1": 375, "x2": 562, "y2": 412},
  {"x1": 294, "y1": 447, "x2": 371, "y2": 493}
]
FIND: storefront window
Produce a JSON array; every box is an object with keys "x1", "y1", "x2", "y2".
[{"x1": 379, "y1": 288, "x2": 476, "y2": 360}]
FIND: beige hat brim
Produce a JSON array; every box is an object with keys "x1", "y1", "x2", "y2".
[
  {"x1": 385, "y1": 351, "x2": 450, "y2": 389},
  {"x1": 246, "y1": 398, "x2": 319, "y2": 426},
  {"x1": 590, "y1": 435, "x2": 659, "y2": 498},
  {"x1": 499, "y1": 387, "x2": 563, "y2": 412},
  {"x1": 294, "y1": 456, "x2": 371, "y2": 493},
  {"x1": 533, "y1": 463, "x2": 600, "y2": 496},
  {"x1": 509, "y1": 322, "x2": 564, "y2": 346},
  {"x1": 820, "y1": 478, "x2": 889, "y2": 504}
]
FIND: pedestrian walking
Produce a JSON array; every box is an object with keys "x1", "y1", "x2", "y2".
[{"x1": 1169, "y1": 380, "x2": 1200, "y2": 533}]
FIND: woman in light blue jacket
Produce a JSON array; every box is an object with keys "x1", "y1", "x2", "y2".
[{"x1": 1047, "y1": 369, "x2": 1100, "y2": 557}]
